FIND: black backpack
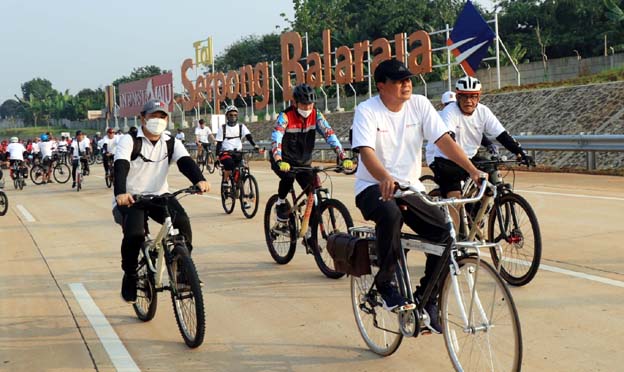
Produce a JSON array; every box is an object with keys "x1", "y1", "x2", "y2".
[
  {"x1": 221, "y1": 123, "x2": 243, "y2": 140},
  {"x1": 129, "y1": 131, "x2": 175, "y2": 164}
]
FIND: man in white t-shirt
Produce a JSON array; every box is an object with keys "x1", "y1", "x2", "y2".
[
  {"x1": 431, "y1": 76, "x2": 534, "y2": 199},
  {"x1": 38, "y1": 134, "x2": 54, "y2": 183},
  {"x1": 69, "y1": 130, "x2": 91, "y2": 188},
  {"x1": 351, "y1": 59, "x2": 485, "y2": 333},
  {"x1": 216, "y1": 105, "x2": 259, "y2": 189},
  {"x1": 175, "y1": 128, "x2": 186, "y2": 143},
  {"x1": 194, "y1": 119, "x2": 215, "y2": 163},
  {"x1": 6, "y1": 137, "x2": 27, "y2": 181},
  {"x1": 99, "y1": 128, "x2": 118, "y2": 177}
]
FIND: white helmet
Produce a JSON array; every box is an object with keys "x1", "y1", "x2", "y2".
[
  {"x1": 225, "y1": 105, "x2": 238, "y2": 114},
  {"x1": 441, "y1": 91, "x2": 457, "y2": 104},
  {"x1": 10, "y1": 136, "x2": 18, "y2": 143},
  {"x1": 455, "y1": 76, "x2": 482, "y2": 93}
]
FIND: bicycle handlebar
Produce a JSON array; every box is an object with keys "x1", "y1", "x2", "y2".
[
  {"x1": 394, "y1": 179, "x2": 495, "y2": 207},
  {"x1": 132, "y1": 186, "x2": 201, "y2": 207},
  {"x1": 289, "y1": 165, "x2": 346, "y2": 174}
]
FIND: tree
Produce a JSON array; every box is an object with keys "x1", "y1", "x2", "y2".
[
  {"x1": 21, "y1": 78, "x2": 57, "y2": 102},
  {"x1": 0, "y1": 99, "x2": 24, "y2": 119},
  {"x1": 112, "y1": 65, "x2": 170, "y2": 87}
]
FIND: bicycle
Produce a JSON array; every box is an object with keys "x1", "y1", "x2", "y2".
[
  {"x1": 104, "y1": 154, "x2": 115, "y2": 188},
  {"x1": 421, "y1": 156, "x2": 542, "y2": 286},
  {"x1": 220, "y1": 150, "x2": 260, "y2": 218},
  {"x1": 74, "y1": 156, "x2": 87, "y2": 192},
  {"x1": 0, "y1": 186, "x2": 8, "y2": 216},
  {"x1": 263, "y1": 164, "x2": 354, "y2": 279},
  {"x1": 131, "y1": 186, "x2": 205, "y2": 348},
  {"x1": 350, "y1": 181, "x2": 522, "y2": 371},
  {"x1": 196, "y1": 143, "x2": 216, "y2": 174},
  {"x1": 11, "y1": 161, "x2": 27, "y2": 190}
]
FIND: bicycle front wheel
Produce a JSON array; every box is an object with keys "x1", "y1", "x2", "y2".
[
  {"x1": 206, "y1": 153, "x2": 215, "y2": 174},
  {"x1": 488, "y1": 193, "x2": 542, "y2": 286},
  {"x1": 53, "y1": 163, "x2": 71, "y2": 184},
  {"x1": 30, "y1": 165, "x2": 45, "y2": 185},
  {"x1": 263, "y1": 194, "x2": 297, "y2": 264},
  {"x1": 441, "y1": 257, "x2": 522, "y2": 372},
  {"x1": 170, "y1": 243, "x2": 205, "y2": 348},
  {"x1": 240, "y1": 174, "x2": 259, "y2": 219},
  {"x1": 76, "y1": 173, "x2": 82, "y2": 192},
  {"x1": 351, "y1": 266, "x2": 403, "y2": 356},
  {"x1": 105, "y1": 171, "x2": 113, "y2": 188},
  {"x1": 0, "y1": 190, "x2": 8, "y2": 216},
  {"x1": 311, "y1": 199, "x2": 353, "y2": 279},
  {"x1": 221, "y1": 178, "x2": 236, "y2": 214},
  {"x1": 133, "y1": 248, "x2": 157, "y2": 321}
]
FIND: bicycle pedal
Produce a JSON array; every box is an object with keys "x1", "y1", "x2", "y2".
[{"x1": 395, "y1": 303, "x2": 417, "y2": 313}]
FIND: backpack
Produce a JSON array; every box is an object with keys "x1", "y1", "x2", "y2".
[
  {"x1": 129, "y1": 131, "x2": 175, "y2": 163},
  {"x1": 221, "y1": 123, "x2": 243, "y2": 140}
]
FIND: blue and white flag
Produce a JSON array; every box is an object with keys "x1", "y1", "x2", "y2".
[{"x1": 447, "y1": 0, "x2": 495, "y2": 76}]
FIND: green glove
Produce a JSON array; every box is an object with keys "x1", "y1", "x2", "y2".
[
  {"x1": 278, "y1": 161, "x2": 291, "y2": 172},
  {"x1": 342, "y1": 159, "x2": 354, "y2": 170}
]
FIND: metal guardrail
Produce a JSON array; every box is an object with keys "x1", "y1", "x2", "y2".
[{"x1": 186, "y1": 135, "x2": 624, "y2": 170}]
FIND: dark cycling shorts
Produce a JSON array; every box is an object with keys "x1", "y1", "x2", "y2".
[
  {"x1": 219, "y1": 151, "x2": 242, "y2": 171},
  {"x1": 42, "y1": 156, "x2": 52, "y2": 167},
  {"x1": 431, "y1": 155, "x2": 490, "y2": 195}
]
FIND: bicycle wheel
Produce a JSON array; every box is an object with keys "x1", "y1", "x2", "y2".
[
  {"x1": 221, "y1": 178, "x2": 236, "y2": 214},
  {"x1": 351, "y1": 266, "x2": 403, "y2": 356},
  {"x1": 0, "y1": 190, "x2": 8, "y2": 216},
  {"x1": 76, "y1": 172, "x2": 82, "y2": 192},
  {"x1": 488, "y1": 193, "x2": 542, "y2": 286},
  {"x1": 18, "y1": 175, "x2": 24, "y2": 190},
  {"x1": 240, "y1": 174, "x2": 259, "y2": 219},
  {"x1": 440, "y1": 257, "x2": 522, "y2": 372},
  {"x1": 105, "y1": 171, "x2": 113, "y2": 188},
  {"x1": 419, "y1": 174, "x2": 440, "y2": 197},
  {"x1": 263, "y1": 194, "x2": 297, "y2": 264},
  {"x1": 311, "y1": 199, "x2": 353, "y2": 279},
  {"x1": 30, "y1": 165, "x2": 45, "y2": 185},
  {"x1": 133, "y1": 248, "x2": 158, "y2": 321},
  {"x1": 170, "y1": 243, "x2": 205, "y2": 348},
  {"x1": 95, "y1": 154, "x2": 103, "y2": 164},
  {"x1": 206, "y1": 152, "x2": 215, "y2": 174},
  {"x1": 53, "y1": 163, "x2": 71, "y2": 184}
]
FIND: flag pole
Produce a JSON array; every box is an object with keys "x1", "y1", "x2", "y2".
[{"x1": 495, "y1": 12, "x2": 501, "y2": 89}]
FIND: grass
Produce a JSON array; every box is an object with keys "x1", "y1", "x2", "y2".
[{"x1": 0, "y1": 126, "x2": 99, "y2": 140}]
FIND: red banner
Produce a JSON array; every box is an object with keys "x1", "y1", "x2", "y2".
[{"x1": 118, "y1": 72, "x2": 174, "y2": 117}]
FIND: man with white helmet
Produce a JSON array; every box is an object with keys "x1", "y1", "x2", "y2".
[
  {"x1": 431, "y1": 76, "x2": 534, "y2": 199},
  {"x1": 7, "y1": 137, "x2": 27, "y2": 182},
  {"x1": 216, "y1": 105, "x2": 259, "y2": 195}
]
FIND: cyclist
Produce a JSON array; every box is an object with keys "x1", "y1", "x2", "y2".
[
  {"x1": 194, "y1": 119, "x2": 215, "y2": 164},
  {"x1": 216, "y1": 106, "x2": 259, "y2": 197},
  {"x1": 99, "y1": 128, "x2": 118, "y2": 178},
  {"x1": 113, "y1": 99, "x2": 209, "y2": 303},
  {"x1": 351, "y1": 59, "x2": 486, "y2": 333},
  {"x1": 69, "y1": 130, "x2": 91, "y2": 188},
  {"x1": 38, "y1": 134, "x2": 54, "y2": 183},
  {"x1": 175, "y1": 128, "x2": 186, "y2": 144},
  {"x1": 431, "y1": 76, "x2": 535, "y2": 200},
  {"x1": 6, "y1": 137, "x2": 28, "y2": 182},
  {"x1": 271, "y1": 83, "x2": 353, "y2": 224}
]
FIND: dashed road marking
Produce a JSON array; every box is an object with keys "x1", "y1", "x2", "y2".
[
  {"x1": 517, "y1": 189, "x2": 624, "y2": 202},
  {"x1": 16, "y1": 204, "x2": 36, "y2": 222}
]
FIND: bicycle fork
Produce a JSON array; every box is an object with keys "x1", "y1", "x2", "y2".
[{"x1": 449, "y1": 255, "x2": 492, "y2": 334}]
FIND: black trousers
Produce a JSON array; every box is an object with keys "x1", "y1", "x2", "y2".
[
  {"x1": 114, "y1": 198, "x2": 192, "y2": 274},
  {"x1": 355, "y1": 184, "x2": 452, "y2": 300},
  {"x1": 102, "y1": 154, "x2": 113, "y2": 173},
  {"x1": 270, "y1": 159, "x2": 314, "y2": 199},
  {"x1": 71, "y1": 158, "x2": 89, "y2": 181}
]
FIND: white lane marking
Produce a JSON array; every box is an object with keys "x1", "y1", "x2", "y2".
[
  {"x1": 69, "y1": 283, "x2": 140, "y2": 372},
  {"x1": 202, "y1": 195, "x2": 221, "y2": 201},
  {"x1": 516, "y1": 189, "x2": 624, "y2": 202},
  {"x1": 499, "y1": 256, "x2": 624, "y2": 288},
  {"x1": 16, "y1": 204, "x2": 36, "y2": 222},
  {"x1": 93, "y1": 175, "x2": 104, "y2": 179}
]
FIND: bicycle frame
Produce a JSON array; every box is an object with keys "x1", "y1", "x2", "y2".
[{"x1": 142, "y1": 216, "x2": 176, "y2": 289}]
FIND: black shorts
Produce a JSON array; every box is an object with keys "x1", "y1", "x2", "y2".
[{"x1": 431, "y1": 157, "x2": 467, "y2": 195}]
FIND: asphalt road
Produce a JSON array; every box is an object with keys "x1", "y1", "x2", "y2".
[{"x1": 1, "y1": 162, "x2": 623, "y2": 372}]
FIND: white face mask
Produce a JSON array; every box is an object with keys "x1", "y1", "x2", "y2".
[
  {"x1": 145, "y1": 118, "x2": 168, "y2": 135},
  {"x1": 297, "y1": 108, "x2": 313, "y2": 118}
]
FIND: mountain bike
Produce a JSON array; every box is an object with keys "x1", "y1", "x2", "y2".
[
  {"x1": 31, "y1": 153, "x2": 71, "y2": 185},
  {"x1": 131, "y1": 186, "x2": 205, "y2": 348},
  {"x1": 350, "y1": 181, "x2": 522, "y2": 371},
  {"x1": 420, "y1": 156, "x2": 542, "y2": 286},
  {"x1": 74, "y1": 157, "x2": 87, "y2": 192},
  {"x1": 263, "y1": 164, "x2": 353, "y2": 279},
  {"x1": 197, "y1": 143, "x2": 216, "y2": 174},
  {"x1": 220, "y1": 150, "x2": 260, "y2": 218},
  {"x1": 104, "y1": 154, "x2": 115, "y2": 188}
]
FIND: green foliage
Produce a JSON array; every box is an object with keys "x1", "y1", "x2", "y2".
[
  {"x1": 112, "y1": 65, "x2": 170, "y2": 87},
  {"x1": 0, "y1": 99, "x2": 24, "y2": 119}
]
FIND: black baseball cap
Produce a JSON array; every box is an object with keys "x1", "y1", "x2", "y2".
[{"x1": 374, "y1": 59, "x2": 414, "y2": 83}]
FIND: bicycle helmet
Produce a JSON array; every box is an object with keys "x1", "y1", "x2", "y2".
[
  {"x1": 10, "y1": 136, "x2": 18, "y2": 143},
  {"x1": 455, "y1": 76, "x2": 482, "y2": 94},
  {"x1": 225, "y1": 105, "x2": 238, "y2": 114},
  {"x1": 441, "y1": 91, "x2": 456, "y2": 104},
  {"x1": 292, "y1": 83, "x2": 316, "y2": 104},
  {"x1": 40, "y1": 134, "x2": 49, "y2": 141}
]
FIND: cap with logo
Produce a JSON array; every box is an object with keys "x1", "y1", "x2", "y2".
[
  {"x1": 441, "y1": 91, "x2": 457, "y2": 104},
  {"x1": 374, "y1": 59, "x2": 415, "y2": 83},
  {"x1": 142, "y1": 99, "x2": 169, "y2": 116}
]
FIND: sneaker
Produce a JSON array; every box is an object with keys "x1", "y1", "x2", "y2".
[
  {"x1": 71, "y1": 182, "x2": 76, "y2": 188},
  {"x1": 121, "y1": 273, "x2": 137, "y2": 303},
  {"x1": 243, "y1": 201, "x2": 251, "y2": 210},
  {"x1": 47, "y1": 180, "x2": 53, "y2": 184},
  {"x1": 276, "y1": 203, "x2": 289, "y2": 222},
  {"x1": 272, "y1": 222, "x2": 290, "y2": 236},
  {"x1": 422, "y1": 301, "x2": 442, "y2": 334},
  {"x1": 377, "y1": 284, "x2": 407, "y2": 311}
]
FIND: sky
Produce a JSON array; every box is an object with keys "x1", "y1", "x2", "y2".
[{"x1": 0, "y1": 0, "x2": 495, "y2": 104}]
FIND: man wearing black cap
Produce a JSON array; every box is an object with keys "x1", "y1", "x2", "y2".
[
  {"x1": 69, "y1": 130, "x2": 91, "y2": 188},
  {"x1": 113, "y1": 99, "x2": 210, "y2": 303},
  {"x1": 351, "y1": 59, "x2": 486, "y2": 334}
]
